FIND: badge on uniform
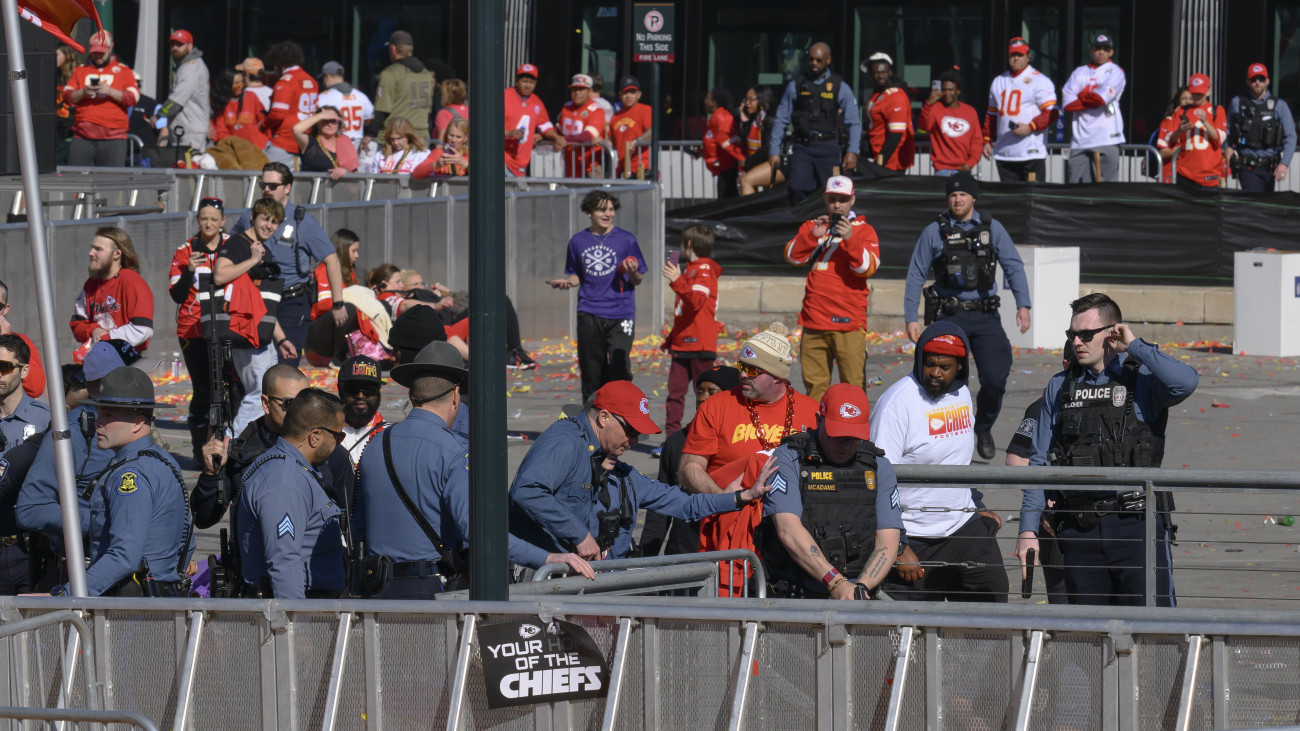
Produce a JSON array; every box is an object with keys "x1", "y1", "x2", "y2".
[
  {"x1": 118, "y1": 472, "x2": 139, "y2": 495},
  {"x1": 22, "y1": 424, "x2": 35, "y2": 440},
  {"x1": 1112, "y1": 384, "x2": 1128, "y2": 408},
  {"x1": 770, "y1": 474, "x2": 788, "y2": 494},
  {"x1": 865, "y1": 470, "x2": 876, "y2": 491},
  {"x1": 278, "y1": 514, "x2": 295, "y2": 539},
  {"x1": 0, "y1": 458, "x2": 7, "y2": 481}
]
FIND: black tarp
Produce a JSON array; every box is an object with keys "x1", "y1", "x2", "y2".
[{"x1": 666, "y1": 173, "x2": 1300, "y2": 286}]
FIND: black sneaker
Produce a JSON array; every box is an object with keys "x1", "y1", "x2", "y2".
[
  {"x1": 507, "y1": 349, "x2": 538, "y2": 371},
  {"x1": 975, "y1": 429, "x2": 996, "y2": 460}
]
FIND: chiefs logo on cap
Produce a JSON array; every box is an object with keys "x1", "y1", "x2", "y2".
[
  {"x1": 839, "y1": 403, "x2": 862, "y2": 419},
  {"x1": 741, "y1": 346, "x2": 756, "y2": 359},
  {"x1": 639, "y1": 398, "x2": 649, "y2": 415}
]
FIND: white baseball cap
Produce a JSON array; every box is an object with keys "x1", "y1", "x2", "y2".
[{"x1": 824, "y1": 176, "x2": 854, "y2": 195}]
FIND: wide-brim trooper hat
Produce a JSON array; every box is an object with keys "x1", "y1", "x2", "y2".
[
  {"x1": 390, "y1": 341, "x2": 468, "y2": 388},
  {"x1": 82, "y1": 367, "x2": 173, "y2": 410}
]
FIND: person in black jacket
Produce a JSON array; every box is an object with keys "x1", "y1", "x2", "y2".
[{"x1": 739, "y1": 86, "x2": 784, "y2": 195}]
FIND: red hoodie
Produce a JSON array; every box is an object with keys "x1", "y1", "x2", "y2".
[{"x1": 665, "y1": 257, "x2": 721, "y2": 353}]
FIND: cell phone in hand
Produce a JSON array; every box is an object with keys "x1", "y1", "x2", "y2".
[
  {"x1": 667, "y1": 251, "x2": 680, "y2": 266},
  {"x1": 828, "y1": 212, "x2": 843, "y2": 230},
  {"x1": 88, "y1": 76, "x2": 100, "y2": 87}
]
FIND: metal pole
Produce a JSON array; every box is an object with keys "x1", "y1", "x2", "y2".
[
  {"x1": 1, "y1": 0, "x2": 87, "y2": 597},
  {"x1": 650, "y1": 63, "x2": 661, "y2": 182},
  {"x1": 1145, "y1": 479, "x2": 1157, "y2": 607},
  {"x1": 468, "y1": 0, "x2": 509, "y2": 600}
]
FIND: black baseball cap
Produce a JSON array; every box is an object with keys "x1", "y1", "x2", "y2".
[
  {"x1": 338, "y1": 355, "x2": 384, "y2": 386},
  {"x1": 618, "y1": 75, "x2": 641, "y2": 92}
]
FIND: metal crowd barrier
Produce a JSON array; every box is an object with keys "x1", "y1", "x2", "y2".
[
  {"x1": 526, "y1": 141, "x2": 619, "y2": 181},
  {"x1": 900, "y1": 141, "x2": 1163, "y2": 184},
  {"x1": 3, "y1": 595, "x2": 1300, "y2": 730}
]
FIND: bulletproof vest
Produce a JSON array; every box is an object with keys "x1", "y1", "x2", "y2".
[
  {"x1": 196, "y1": 235, "x2": 283, "y2": 348},
  {"x1": 932, "y1": 214, "x2": 997, "y2": 291},
  {"x1": 791, "y1": 73, "x2": 844, "y2": 139},
  {"x1": 1232, "y1": 95, "x2": 1283, "y2": 150},
  {"x1": 1050, "y1": 356, "x2": 1166, "y2": 469},
  {"x1": 756, "y1": 431, "x2": 884, "y2": 597}
]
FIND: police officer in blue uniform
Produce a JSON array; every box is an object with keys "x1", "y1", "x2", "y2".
[
  {"x1": 355, "y1": 342, "x2": 592, "y2": 599},
  {"x1": 237, "y1": 388, "x2": 347, "y2": 599},
  {"x1": 0, "y1": 334, "x2": 50, "y2": 594},
  {"x1": 230, "y1": 162, "x2": 346, "y2": 364},
  {"x1": 50, "y1": 367, "x2": 193, "y2": 596},
  {"x1": 904, "y1": 172, "x2": 1032, "y2": 460},
  {"x1": 757, "y1": 383, "x2": 903, "y2": 599},
  {"x1": 768, "y1": 42, "x2": 861, "y2": 206},
  {"x1": 1225, "y1": 62, "x2": 1297, "y2": 192},
  {"x1": 1016, "y1": 293, "x2": 1198, "y2": 607},
  {"x1": 16, "y1": 340, "x2": 148, "y2": 560},
  {"x1": 509, "y1": 380, "x2": 773, "y2": 561}
]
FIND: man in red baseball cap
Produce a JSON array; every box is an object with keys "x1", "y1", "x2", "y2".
[
  {"x1": 504, "y1": 62, "x2": 565, "y2": 176},
  {"x1": 63, "y1": 29, "x2": 140, "y2": 166},
  {"x1": 509, "y1": 380, "x2": 773, "y2": 561},
  {"x1": 1224, "y1": 62, "x2": 1297, "y2": 191},
  {"x1": 751, "y1": 382, "x2": 903, "y2": 599}
]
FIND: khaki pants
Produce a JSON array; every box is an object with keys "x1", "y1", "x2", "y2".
[{"x1": 799, "y1": 327, "x2": 866, "y2": 401}]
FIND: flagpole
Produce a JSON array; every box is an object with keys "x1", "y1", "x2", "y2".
[{"x1": 2, "y1": 0, "x2": 88, "y2": 597}]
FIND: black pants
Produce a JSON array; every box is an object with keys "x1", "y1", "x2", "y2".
[
  {"x1": 937, "y1": 309, "x2": 1012, "y2": 433},
  {"x1": 996, "y1": 158, "x2": 1046, "y2": 182},
  {"x1": 68, "y1": 137, "x2": 127, "y2": 167},
  {"x1": 1056, "y1": 512, "x2": 1175, "y2": 607},
  {"x1": 374, "y1": 575, "x2": 444, "y2": 599},
  {"x1": 438, "y1": 295, "x2": 526, "y2": 353},
  {"x1": 0, "y1": 543, "x2": 29, "y2": 595},
  {"x1": 885, "y1": 514, "x2": 1009, "y2": 602},
  {"x1": 1175, "y1": 175, "x2": 1218, "y2": 192},
  {"x1": 787, "y1": 140, "x2": 842, "y2": 206},
  {"x1": 576, "y1": 311, "x2": 634, "y2": 401},
  {"x1": 305, "y1": 303, "x2": 361, "y2": 363},
  {"x1": 716, "y1": 168, "x2": 739, "y2": 198},
  {"x1": 277, "y1": 290, "x2": 312, "y2": 366},
  {"x1": 1237, "y1": 165, "x2": 1276, "y2": 192}
]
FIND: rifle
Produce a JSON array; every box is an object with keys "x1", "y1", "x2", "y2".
[
  {"x1": 208, "y1": 528, "x2": 241, "y2": 598},
  {"x1": 206, "y1": 273, "x2": 235, "y2": 506}
]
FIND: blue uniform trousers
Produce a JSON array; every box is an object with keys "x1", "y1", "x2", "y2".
[
  {"x1": 1056, "y1": 512, "x2": 1175, "y2": 607},
  {"x1": 786, "y1": 140, "x2": 842, "y2": 206},
  {"x1": 277, "y1": 291, "x2": 312, "y2": 366},
  {"x1": 936, "y1": 308, "x2": 1012, "y2": 432}
]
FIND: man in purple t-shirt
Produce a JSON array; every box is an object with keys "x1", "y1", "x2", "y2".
[{"x1": 549, "y1": 190, "x2": 647, "y2": 399}]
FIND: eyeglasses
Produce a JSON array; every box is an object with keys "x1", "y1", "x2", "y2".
[
  {"x1": 266, "y1": 394, "x2": 295, "y2": 410},
  {"x1": 737, "y1": 362, "x2": 766, "y2": 378},
  {"x1": 743, "y1": 96, "x2": 759, "y2": 103},
  {"x1": 259, "y1": 181, "x2": 285, "y2": 190},
  {"x1": 611, "y1": 414, "x2": 639, "y2": 440},
  {"x1": 1065, "y1": 325, "x2": 1113, "y2": 344},
  {"x1": 0, "y1": 360, "x2": 19, "y2": 375},
  {"x1": 198, "y1": 196, "x2": 224, "y2": 210},
  {"x1": 316, "y1": 426, "x2": 346, "y2": 443}
]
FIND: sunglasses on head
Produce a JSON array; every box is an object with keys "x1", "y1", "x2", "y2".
[
  {"x1": 259, "y1": 181, "x2": 285, "y2": 190},
  {"x1": 1065, "y1": 325, "x2": 1113, "y2": 344},
  {"x1": 0, "y1": 360, "x2": 20, "y2": 375},
  {"x1": 198, "y1": 196, "x2": 224, "y2": 211}
]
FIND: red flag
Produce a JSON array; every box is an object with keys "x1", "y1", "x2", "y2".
[{"x1": 16, "y1": 0, "x2": 102, "y2": 53}]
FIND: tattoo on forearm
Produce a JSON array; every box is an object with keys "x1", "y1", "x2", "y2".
[
  {"x1": 808, "y1": 544, "x2": 821, "y2": 558},
  {"x1": 866, "y1": 549, "x2": 889, "y2": 577}
]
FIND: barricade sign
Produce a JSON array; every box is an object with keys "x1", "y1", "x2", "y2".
[{"x1": 477, "y1": 616, "x2": 610, "y2": 708}]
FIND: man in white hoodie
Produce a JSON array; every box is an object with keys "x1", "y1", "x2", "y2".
[{"x1": 869, "y1": 321, "x2": 1008, "y2": 602}]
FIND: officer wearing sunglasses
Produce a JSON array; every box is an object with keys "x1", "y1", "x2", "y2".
[{"x1": 1016, "y1": 292, "x2": 1198, "y2": 607}]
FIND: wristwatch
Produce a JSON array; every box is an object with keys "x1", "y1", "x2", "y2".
[
  {"x1": 50, "y1": 584, "x2": 68, "y2": 596},
  {"x1": 332, "y1": 302, "x2": 345, "y2": 310}
]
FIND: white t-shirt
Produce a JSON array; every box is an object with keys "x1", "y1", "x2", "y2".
[
  {"x1": 1061, "y1": 61, "x2": 1126, "y2": 150},
  {"x1": 987, "y1": 65, "x2": 1057, "y2": 161},
  {"x1": 869, "y1": 374, "x2": 976, "y2": 537},
  {"x1": 367, "y1": 148, "x2": 431, "y2": 175},
  {"x1": 318, "y1": 86, "x2": 375, "y2": 146},
  {"x1": 246, "y1": 85, "x2": 272, "y2": 111}
]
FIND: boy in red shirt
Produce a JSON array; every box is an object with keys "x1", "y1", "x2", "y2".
[
  {"x1": 660, "y1": 225, "x2": 721, "y2": 435},
  {"x1": 918, "y1": 69, "x2": 983, "y2": 174},
  {"x1": 783, "y1": 175, "x2": 881, "y2": 401},
  {"x1": 1161, "y1": 73, "x2": 1227, "y2": 189},
  {"x1": 611, "y1": 76, "x2": 653, "y2": 178}
]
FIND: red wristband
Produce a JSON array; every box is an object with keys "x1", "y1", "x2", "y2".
[{"x1": 822, "y1": 568, "x2": 841, "y2": 587}]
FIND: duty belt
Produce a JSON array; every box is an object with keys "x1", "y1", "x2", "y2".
[
  {"x1": 941, "y1": 296, "x2": 999, "y2": 313},
  {"x1": 798, "y1": 131, "x2": 838, "y2": 143},
  {"x1": 0, "y1": 535, "x2": 19, "y2": 547},
  {"x1": 1063, "y1": 492, "x2": 1146, "y2": 516},
  {"x1": 280, "y1": 281, "x2": 311, "y2": 301},
  {"x1": 391, "y1": 560, "x2": 445, "y2": 579},
  {"x1": 1235, "y1": 154, "x2": 1281, "y2": 171}
]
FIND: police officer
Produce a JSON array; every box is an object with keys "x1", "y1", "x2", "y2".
[
  {"x1": 1017, "y1": 293, "x2": 1198, "y2": 606},
  {"x1": 0, "y1": 335, "x2": 49, "y2": 594},
  {"x1": 16, "y1": 340, "x2": 147, "y2": 560},
  {"x1": 1225, "y1": 62, "x2": 1297, "y2": 192},
  {"x1": 755, "y1": 384, "x2": 902, "y2": 599},
  {"x1": 768, "y1": 42, "x2": 861, "y2": 206},
  {"x1": 237, "y1": 388, "x2": 347, "y2": 599},
  {"x1": 903, "y1": 172, "x2": 1031, "y2": 460},
  {"x1": 49, "y1": 367, "x2": 193, "y2": 596},
  {"x1": 230, "y1": 162, "x2": 346, "y2": 364},
  {"x1": 355, "y1": 342, "x2": 592, "y2": 599},
  {"x1": 510, "y1": 380, "x2": 772, "y2": 561}
]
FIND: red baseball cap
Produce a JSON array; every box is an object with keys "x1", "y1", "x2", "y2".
[
  {"x1": 1188, "y1": 73, "x2": 1211, "y2": 94},
  {"x1": 88, "y1": 30, "x2": 113, "y2": 54},
  {"x1": 819, "y1": 384, "x2": 870, "y2": 440},
  {"x1": 591, "y1": 381, "x2": 662, "y2": 435},
  {"x1": 1008, "y1": 37, "x2": 1030, "y2": 55},
  {"x1": 516, "y1": 63, "x2": 538, "y2": 79},
  {"x1": 1248, "y1": 63, "x2": 1269, "y2": 80},
  {"x1": 168, "y1": 29, "x2": 193, "y2": 45}
]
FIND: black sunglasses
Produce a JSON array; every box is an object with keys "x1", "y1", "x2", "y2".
[
  {"x1": 342, "y1": 382, "x2": 380, "y2": 396},
  {"x1": 266, "y1": 394, "x2": 295, "y2": 410},
  {"x1": 1250, "y1": 76, "x2": 1268, "y2": 83},
  {"x1": 1065, "y1": 325, "x2": 1113, "y2": 344},
  {"x1": 259, "y1": 181, "x2": 286, "y2": 190},
  {"x1": 0, "y1": 360, "x2": 20, "y2": 375},
  {"x1": 316, "y1": 426, "x2": 346, "y2": 443},
  {"x1": 198, "y1": 196, "x2": 224, "y2": 211},
  {"x1": 612, "y1": 414, "x2": 639, "y2": 440}
]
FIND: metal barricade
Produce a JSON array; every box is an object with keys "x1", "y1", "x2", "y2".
[
  {"x1": 526, "y1": 141, "x2": 618, "y2": 181},
  {"x1": 906, "y1": 141, "x2": 1164, "y2": 183},
  {"x1": 527, "y1": 550, "x2": 766, "y2": 599}
]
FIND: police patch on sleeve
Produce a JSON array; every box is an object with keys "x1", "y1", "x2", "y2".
[
  {"x1": 277, "y1": 514, "x2": 295, "y2": 539},
  {"x1": 117, "y1": 472, "x2": 139, "y2": 495},
  {"x1": 770, "y1": 473, "x2": 788, "y2": 494},
  {"x1": 1015, "y1": 418, "x2": 1037, "y2": 438},
  {"x1": 0, "y1": 458, "x2": 8, "y2": 481}
]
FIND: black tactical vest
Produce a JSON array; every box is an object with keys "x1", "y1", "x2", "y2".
[
  {"x1": 933, "y1": 214, "x2": 997, "y2": 291},
  {"x1": 756, "y1": 431, "x2": 884, "y2": 597},
  {"x1": 792, "y1": 73, "x2": 844, "y2": 140},
  {"x1": 1050, "y1": 356, "x2": 1166, "y2": 469},
  {"x1": 1231, "y1": 95, "x2": 1283, "y2": 150}
]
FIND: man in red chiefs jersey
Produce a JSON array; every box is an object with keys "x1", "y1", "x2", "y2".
[
  {"x1": 1161, "y1": 73, "x2": 1227, "y2": 190},
  {"x1": 784, "y1": 175, "x2": 881, "y2": 401},
  {"x1": 70, "y1": 227, "x2": 154, "y2": 352},
  {"x1": 504, "y1": 63, "x2": 566, "y2": 176},
  {"x1": 864, "y1": 53, "x2": 914, "y2": 171},
  {"x1": 559, "y1": 74, "x2": 607, "y2": 178},
  {"x1": 263, "y1": 41, "x2": 319, "y2": 166},
  {"x1": 64, "y1": 31, "x2": 140, "y2": 167},
  {"x1": 919, "y1": 68, "x2": 982, "y2": 175}
]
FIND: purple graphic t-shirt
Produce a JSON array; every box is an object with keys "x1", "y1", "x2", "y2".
[{"x1": 564, "y1": 226, "x2": 647, "y2": 320}]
